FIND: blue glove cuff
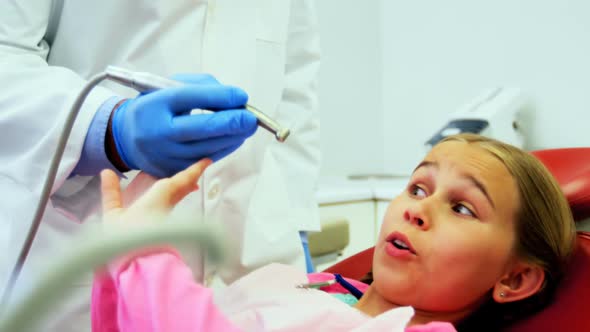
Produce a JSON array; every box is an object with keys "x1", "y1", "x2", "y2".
[{"x1": 111, "y1": 100, "x2": 138, "y2": 170}]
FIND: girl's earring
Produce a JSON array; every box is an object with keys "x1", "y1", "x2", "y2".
[{"x1": 499, "y1": 292, "x2": 506, "y2": 298}]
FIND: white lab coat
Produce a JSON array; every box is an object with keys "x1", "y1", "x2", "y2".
[{"x1": 0, "y1": 0, "x2": 321, "y2": 330}]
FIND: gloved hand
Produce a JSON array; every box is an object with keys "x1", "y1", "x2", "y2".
[{"x1": 111, "y1": 74, "x2": 258, "y2": 178}]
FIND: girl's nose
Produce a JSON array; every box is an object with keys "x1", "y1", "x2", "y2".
[{"x1": 404, "y1": 203, "x2": 430, "y2": 230}]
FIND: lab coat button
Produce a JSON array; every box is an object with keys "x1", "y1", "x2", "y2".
[{"x1": 208, "y1": 183, "x2": 220, "y2": 200}]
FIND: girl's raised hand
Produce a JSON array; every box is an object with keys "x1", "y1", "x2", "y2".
[{"x1": 100, "y1": 159, "x2": 212, "y2": 224}]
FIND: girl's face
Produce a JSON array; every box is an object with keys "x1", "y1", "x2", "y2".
[{"x1": 372, "y1": 141, "x2": 520, "y2": 317}]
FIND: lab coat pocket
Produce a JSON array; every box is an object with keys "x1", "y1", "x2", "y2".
[
  {"x1": 250, "y1": 0, "x2": 288, "y2": 113},
  {"x1": 51, "y1": 176, "x2": 102, "y2": 223},
  {"x1": 256, "y1": 0, "x2": 289, "y2": 44},
  {"x1": 252, "y1": 39, "x2": 285, "y2": 113}
]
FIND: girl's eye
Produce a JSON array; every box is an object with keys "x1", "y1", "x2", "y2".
[
  {"x1": 410, "y1": 185, "x2": 427, "y2": 198},
  {"x1": 453, "y1": 203, "x2": 476, "y2": 217}
]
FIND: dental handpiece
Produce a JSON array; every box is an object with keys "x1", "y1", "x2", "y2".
[{"x1": 106, "y1": 66, "x2": 290, "y2": 142}]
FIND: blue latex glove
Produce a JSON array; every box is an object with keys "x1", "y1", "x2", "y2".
[{"x1": 111, "y1": 74, "x2": 258, "y2": 178}]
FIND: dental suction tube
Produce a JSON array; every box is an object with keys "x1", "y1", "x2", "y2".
[
  {"x1": 0, "y1": 221, "x2": 226, "y2": 331},
  {"x1": 0, "y1": 66, "x2": 290, "y2": 309}
]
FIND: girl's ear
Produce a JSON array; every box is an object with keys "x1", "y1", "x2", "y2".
[{"x1": 493, "y1": 262, "x2": 545, "y2": 303}]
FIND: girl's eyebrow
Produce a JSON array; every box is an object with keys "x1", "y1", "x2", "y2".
[
  {"x1": 413, "y1": 160, "x2": 496, "y2": 209},
  {"x1": 462, "y1": 173, "x2": 496, "y2": 209},
  {"x1": 412, "y1": 160, "x2": 437, "y2": 174}
]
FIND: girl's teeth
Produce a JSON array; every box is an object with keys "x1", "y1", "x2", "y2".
[{"x1": 394, "y1": 239, "x2": 408, "y2": 249}]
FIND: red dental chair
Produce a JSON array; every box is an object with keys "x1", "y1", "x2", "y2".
[{"x1": 325, "y1": 148, "x2": 590, "y2": 331}]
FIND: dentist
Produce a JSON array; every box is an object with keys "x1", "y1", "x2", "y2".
[{"x1": 0, "y1": 1, "x2": 321, "y2": 330}]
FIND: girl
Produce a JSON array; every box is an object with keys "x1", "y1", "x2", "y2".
[{"x1": 92, "y1": 134, "x2": 575, "y2": 331}]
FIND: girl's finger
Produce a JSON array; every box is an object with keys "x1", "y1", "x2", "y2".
[
  {"x1": 100, "y1": 169, "x2": 123, "y2": 213},
  {"x1": 127, "y1": 159, "x2": 212, "y2": 212},
  {"x1": 167, "y1": 158, "x2": 213, "y2": 206},
  {"x1": 122, "y1": 171, "x2": 158, "y2": 207}
]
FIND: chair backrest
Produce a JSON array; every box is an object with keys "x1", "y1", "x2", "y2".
[
  {"x1": 324, "y1": 148, "x2": 590, "y2": 331},
  {"x1": 532, "y1": 148, "x2": 590, "y2": 221}
]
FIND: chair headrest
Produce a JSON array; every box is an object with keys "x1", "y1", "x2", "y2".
[
  {"x1": 532, "y1": 148, "x2": 590, "y2": 221},
  {"x1": 507, "y1": 232, "x2": 590, "y2": 331}
]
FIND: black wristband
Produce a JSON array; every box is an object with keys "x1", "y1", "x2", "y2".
[{"x1": 104, "y1": 99, "x2": 131, "y2": 172}]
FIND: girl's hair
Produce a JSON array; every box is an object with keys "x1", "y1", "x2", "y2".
[{"x1": 363, "y1": 134, "x2": 576, "y2": 331}]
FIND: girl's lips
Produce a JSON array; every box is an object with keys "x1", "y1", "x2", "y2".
[{"x1": 385, "y1": 231, "x2": 417, "y2": 255}]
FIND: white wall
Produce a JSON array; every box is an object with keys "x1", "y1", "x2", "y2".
[
  {"x1": 315, "y1": 0, "x2": 384, "y2": 176},
  {"x1": 381, "y1": 0, "x2": 590, "y2": 175}
]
